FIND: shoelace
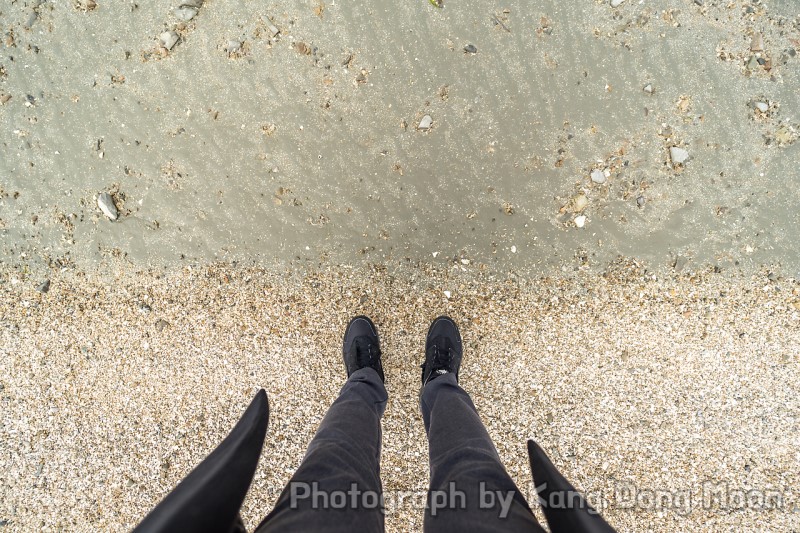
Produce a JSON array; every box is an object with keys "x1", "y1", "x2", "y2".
[
  {"x1": 354, "y1": 337, "x2": 381, "y2": 368},
  {"x1": 423, "y1": 344, "x2": 452, "y2": 375}
]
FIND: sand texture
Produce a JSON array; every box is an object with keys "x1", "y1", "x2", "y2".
[{"x1": 2, "y1": 263, "x2": 799, "y2": 531}]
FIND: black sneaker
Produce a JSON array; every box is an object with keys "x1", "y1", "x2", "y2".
[
  {"x1": 421, "y1": 316, "x2": 463, "y2": 386},
  {"x1": 342, "y1": 315, "x2": 384, "y2": 382}
]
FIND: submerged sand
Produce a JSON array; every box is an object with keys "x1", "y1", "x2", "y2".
[{"x1": 1, "y1": 262, "x2": 799, "y2": 531}]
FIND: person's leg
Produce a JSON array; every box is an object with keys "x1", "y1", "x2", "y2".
[
  {"x1": 420, "y1": 317, "x2": 544, "y2": 532},
  {"x1": 256, "y1": 316, "x2": 387, "y2": 533}
]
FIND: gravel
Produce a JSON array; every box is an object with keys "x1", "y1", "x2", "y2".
[{"x1": 2, "y1": 263, "x2": 797, "y2": 531}]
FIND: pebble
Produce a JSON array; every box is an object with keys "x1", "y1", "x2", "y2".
[
  {"x1": 750, "y1": 34, "x2": 764, "y2": 52},
  {"x1": 643, "y1": 83, "x2": 655, "y2": 94},
  {"x1": 37, "y1": 279, "x2": 50, "y2": 293},
  {"x1": 97, "y1": 192, "x2": 119, "y2": 221},
  {"x1": 574, "y1": 215, "x2": 587, "y2": 228},
  {"x1": 418, "y1": 115, "x2": 433, "y2": 130},
  {"x1": 511, "y1": 245, "x2": 517, "y2": 253},
  {"x1": 670, "y1": 146, "x2": 689, "y2": 165},
  {"x1": 443, "y1": 290, "x2": 452, "y2": 299},
  {"x1": 173, "y1": 6, "x2": 198, "y2": 21},
  {"x1": 637, "y1": 195, "x2": 646, "y2": 207},
  {"x1": 754, "y1": 101, "x2": 769, "y2": 113},
  {"x1": 24, "y1": 11, "x2": 38, "y2": 30},
  {"x1": 159, "y1": 31, "x2": 180, "y2": 50},
  {"x1": 610, "y1": 0, "x2": 624, "y2": 7},
  {"x1": 226, "y1": 40, "x2": 242, "y2": 54},
  {"x1": 591, "y1": 169, "x2": 607, "y2": 184},
  {"x1": 464, "y1": 44, "x2": 477, "y2": 54},
  {"x1": 572, "y1": 193, "x2": 588, "y2": 212}
]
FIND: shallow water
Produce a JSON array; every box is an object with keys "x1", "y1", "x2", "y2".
[{"x1": 1, "y1": 0, "x2": 798, "y2": 276}]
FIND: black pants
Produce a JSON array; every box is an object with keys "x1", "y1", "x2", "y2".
[{"x1": 256, "y1": 368, "x2": 544, "y2": 532}]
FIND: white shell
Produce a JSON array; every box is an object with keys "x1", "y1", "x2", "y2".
[
  {"x1": 670, "y1": 146, "x2": 689, "y2": 165},
  {"x1": 226, "y1": 40, "x2": 242, "y2": 53},
  {"x1": 174, "y1": 6, "x2": 198, "y2": 21},
  {"x1": 418, "y1": 115, "x2": 433, "y2": 130},
  {"x1": 591, "y1": 169, "x2": 607, "y2": 184},
  {"x1": 160, "y1": 31, "x2": 180, "y2": 50},
  {"x1": 97, "y1": 192, "x2": 118, "y2": 221}
]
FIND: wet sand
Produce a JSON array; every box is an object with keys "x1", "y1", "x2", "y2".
[
  {"x1": 1, "y1": 263, "x2": 799, "y2": 531},
  {"x1": 1, "y1": 0, "x2": 799, "y2": 276}
]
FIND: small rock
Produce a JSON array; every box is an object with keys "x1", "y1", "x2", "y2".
[
  {"x1": 418, "y1": 115, "x2": 433, "y2": 130},
  {"x1": 610, "y1": 0, "x2": 624, "y2": 7},
  {"x1": 0, "y1": 94, "x2": 11, "y2": 105},
  {"x1": 464, "y1": 44, "x2": 477, "y2": 54},
  {"x1": 173, "y1": 6, "x2": 198, "y2": 21},
  {"x1": 590, "y1": 169, "x2": 607, "y2": 184},
  {"x1": 750, "y1": 34, "x2": 764, "y2": 52},
  {"x1": 643, "y1": 83, "x2": 654, "y2": 94},
  {"x1": 443, "y1": 290, "x2": 452, "y2": 299},
  {"x1": 636, "y1": 195, "x2": 646, "y2": 207},
  {"x1": 746, "y1": 55, "x2": 759, "y2": 70},
  {"x1": 670, "y1": 146, "x2": 689, "y2": 165},
  {"x1": 754, "y1": 101, "x2": 769, "y2": 112},
  {"x1": 24, "y1": 11, "x2": 38, "y2": 30},
  {"x1": 294, "y1": 42, "x2": 312, "y2": 55},
  {"x1": 226, "y1": 40, "x2": 242, "y2": 54},
  {"x1": 155, "y1": 318, "x2": 171, "y2": 332},
  {"x1": 574, "y1": 215, "x2": 587, "y2": 228},
  {"x1": 511, "y1": 245, "x2": 517, "y2": 253},
  {"x1": 267, "y1": 21, "x2": 280, "y2": 37},
  {"x1": 159, "y1": 31, "x2": 180, "y2": 50},
  {"x1": 572, "y1": 193, "x2": 588, "y2": 212},
  {"x1": 97, "y1": 192, "x2": 119, "y2": 220},
  {"x1": 673, "y1": 255, "x2": 688, "y2": 272},
  {"x1": 36, "y1": 279, "x2": 50, "y2": 293}
]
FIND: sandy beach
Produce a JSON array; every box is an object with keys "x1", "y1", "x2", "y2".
[
  {"x1": 2, "y1": 263, "x2": 800, "y2": 531},
  {"x1": 1, "y1": 0, "x2": 800, "y2": 531}
]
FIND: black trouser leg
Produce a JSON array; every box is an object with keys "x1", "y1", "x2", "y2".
[
  {"x1": 420, "y1": 373, "x2": 545, "y2": 532},
  {"x1": 256, "y1": 368, "x2": 387, "y2": 533}
]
